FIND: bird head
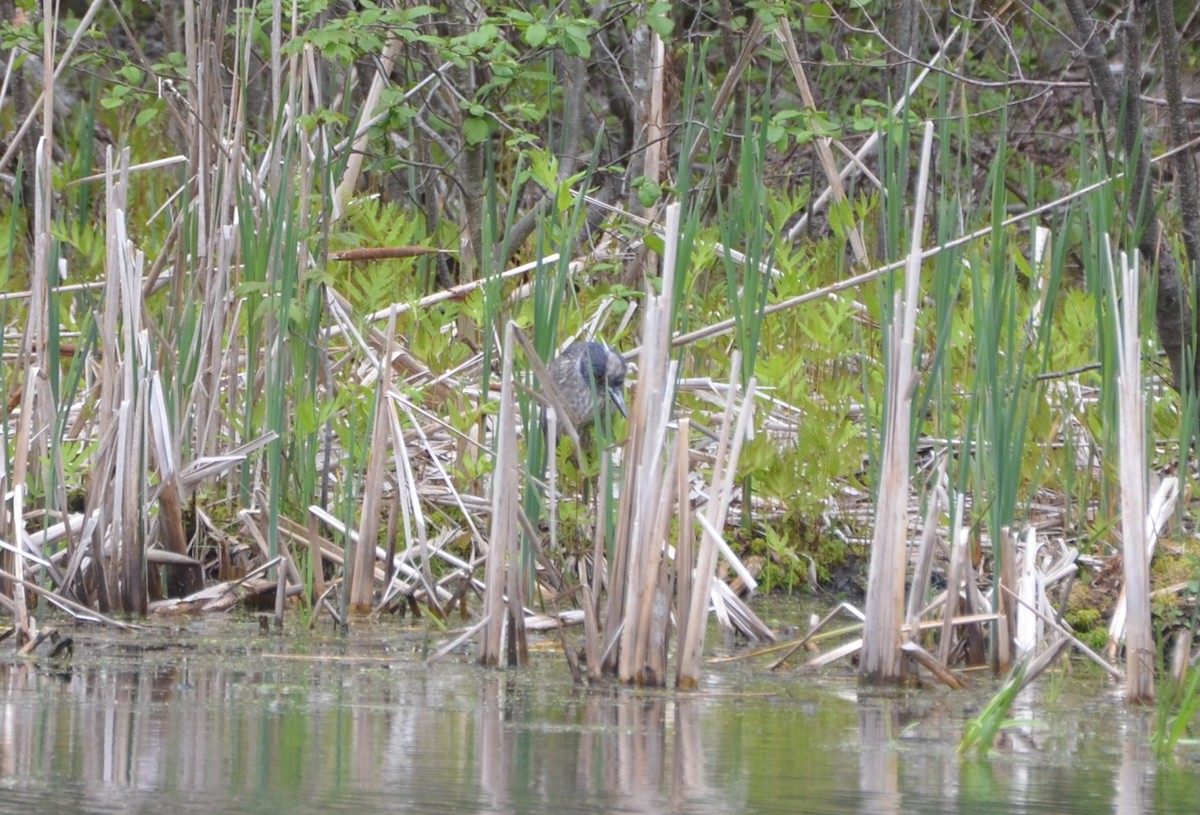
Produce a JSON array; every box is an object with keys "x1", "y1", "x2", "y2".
[{"x1": 581, "y1": 341, "x2": 627, "y2": 420}]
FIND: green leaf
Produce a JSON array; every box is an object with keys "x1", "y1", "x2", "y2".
[
  {"x1": 634, "y1": 177, "x2": 662, "y2": 208},
  {"x1": 524, "y1": 22, "x2": 548, "y2": 47},
  {"x1": 645, "y1": 2, "x2": 674, "y2": 37},
  {"x1": 463, "y1": 116, "x2": 491, "y2": 145},
  {"x1": 116, "y1": 65, "x2": 143, "y2": 85},
  {"x1": 561, "y1": 24, "x2": 592, "y2": 57},
  {"x1": 465, "y1": 24, "x2": 499, "y2": 50},
  {"x1": 135, "y1": 107, "x2": 158, "y2": 127}
]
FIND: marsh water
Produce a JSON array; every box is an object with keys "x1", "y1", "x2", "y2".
[{"x1": 1, "y1": 615, "x2": 1198, "y2": 814}]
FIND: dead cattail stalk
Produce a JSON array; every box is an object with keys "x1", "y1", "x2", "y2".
[
  {"x1": 1110, "y1": 246, "x2": 1154, "y2": 703},
  {"x1": 904, "y1": 460, "x2": 946, "y2": 635},
  {"x1": 677, "y1": 357, "x2": 756, "y2": 688},
  {"x1": 861, "y1": 121, "x2": 935, "y2": 684},
  {"x1": 386, "y1": 386, "x2": 440, "y2": 612},
  {"x1": 996, "y1": 527, "x2": 1017, "y2": 672},
  {"x1": 351, "y1": 312, "x2": 397, "y2": 613},
  {"x1": 478, "y1": 322, "x2": 526, "y2": 666},
  {"x1": 333, "y1": 36, "x2": 404, "y2": 219},
  {"x1": 672, "y1": 418, "x2": 693, "y2": 665},
  {"x1": 774, "y1": 20, "x2": 867, "y2": 265},
  {"x1": 1108, "y1": 477, "x2": 1178, "y2": 649}
]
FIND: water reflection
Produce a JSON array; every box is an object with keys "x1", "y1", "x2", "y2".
[
  {"x1": 0, "y1": 624, "x2": 1197, "y2": 814},
  {"x1": 859, "y1": 701, "x2": 900, "y2": 815}
]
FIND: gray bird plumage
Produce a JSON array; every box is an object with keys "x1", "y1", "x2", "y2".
[{"x1": 548, "y1": 341, "x2": 627, "y2": 432}]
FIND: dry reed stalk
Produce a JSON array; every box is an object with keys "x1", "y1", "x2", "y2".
[
  {"x1": 768, "y1": 602, "x2": 865, "y2": 670},
  {"x1": 306, "y1": 511, "x2": 328, "y2": 603},
  {"x1": 808, "y1": 638, "x2": 864, "y2": 669},
  {"x1": 603, "y1": 203, "x2": 682, "y2": 683},
  {"x1": 686, "y1": 17, "x2": 761, "y2": 167},
  {"x1": 784, "y1": 26, "x2": 960, "y2": 243},
  {"x1": 1017, "y1": 636, "x2": 1073, "y2": 693},
  {"x1": 386, "y1": 389, "x2": 440, "y2": 610},
  {"x1": 695, "y1": 513, "x2": 757, "y2": 591},
  {"x1": 802, "y1": 611, "x2": 1010, "y2": 671},
  {"x1": 333, "y1": 36, "x2": 404, "y2": 219},
  {"x1": 6, "y1": 486, "x2": 30, "y2": 634},
  {"x1": 959, "y1": 541, "x2": 989, "y2": 665},
  {"x1": 119, "y1": 384, "x2": 148, "y2": 613},
  {"x1": 1014, "y1": 528, "x2": 1040, "y2": 658},
  {"x1": 774, "y1": 20, "x2": 867, "y2": 265},
  {"x1": 900, "y1": 641, "x2": 967, "y2": 689},
  {"x1": 1107, "y1": 476, "x2": 1178, "y2": 649},
  {"x1": 676, "y1": 359, "x2": 756, "y2": 688},
  {"x1": 861, "y1": 121, "x2": 935, "y2": 683},
  {"x1": 390, "y1": 398, "x2": 488, "y2": 555},
  {"x1": 1110, "y1": 247, "x2": 1154, "y2": 703},
  {"x1": 1000, "y1": 584, "x2": 1124, "y2": 680},
  {"x1": 605, "y1": 308, "x2": 660, "y2": 675},
  {"x1": 328, "y1": 283, "x2": 458, "y2": 405},
  {"x1": 478, "y1": 322, "x2": 525, "y2": 666},
  {"x1": 344, "y1": 256, "x2": 571, "y2": 334},
  {"x1": 583, "y1": 452, "x2": 610, "y2": 661},
  {"x1": 5, "y1": 383, "x2": 40, "y2": 625},
  {"x1": 296, "y1": 508, "x2": 472, "y2": 604},
  {"x1": 996, "y1": 527, "x2": 1017, "y2": 672},
  {"x1": 673, "y1": 418, "x2": 694, "y2": 667},
  {"x1": 80, "y1": 145, "x2": 150, "y2": 613},
  {"x1": 239, "y1": 505, "x2": 302, "y2": 590},
  {"x1": 351, "y1": 314, "x2": 397, "y2": 612},
  {"x1": 188, "y1": 2, "x2": 244, "y2": 463},
  {"x1": 580, "y1": 583, "x2": 602, "y2": 682},
  {"x1": 0, "y1": 566, "x2": 140, "y2": 630},
  {"x1": 602, "y1": 337, "x2": 657, "y2": 668},
  {"x1": 614, "y1": 354, "x2": 676, "y2": 678},
  {"x1": 149, "y1": 374, "x2": 201, "y2": 596},
  {"x1": 641, "y1": 30, "x2": 665, "y2": 215},
  {"x1": 904, "y1": 461, "x2": 946, "y2": 632},
  {"x1": 4, "y1": 17, "x2": 60, "y2": 626},
  {"x1": 625, "y1": 384, "x2": 680, "y2": 684},
  {"x1": 0, "y1": 0, "x2": 103, "y2": 177},
  {"x1": 936, "y1": 527, "x2": 961, "y2": 670},
  {"x1": 306, "y1": 506, "x2": 465, "y2": 603}
]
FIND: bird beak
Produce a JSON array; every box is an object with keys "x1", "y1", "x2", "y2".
[{"x1": 609, "y1": 387, "x2": 627, "y2": 419}]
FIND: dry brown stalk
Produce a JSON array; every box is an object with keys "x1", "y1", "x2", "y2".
[
  {"x1": 351, "y1": 314, "x2": 397, "y2": 613},
  {"x1": 774, "y1": 19, "x2": 867, "y2": 265},
  {"x1": 861, "y1": 121, "x2": 935, "y2": 684},
  {"x1": 901, "y1": 641, "x2": 968, "y2": 690},
  {"x1": 677, "y1": 358, "x2": 756, "y2": 688},
  {"x1": 478, "y1": 322, "x2": 526, "y2": 667},
  {"x1": 1000, "y1": 584, "x2": 1123, "y2": 681}
]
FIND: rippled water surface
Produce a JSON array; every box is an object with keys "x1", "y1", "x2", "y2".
[{"x1": 1, "y1": 615, "x2": 1198, "y2": 814}]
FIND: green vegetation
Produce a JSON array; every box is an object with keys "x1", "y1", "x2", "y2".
[{"x1": 959, "y1": 658, "x2": 1030, "y2": 757}]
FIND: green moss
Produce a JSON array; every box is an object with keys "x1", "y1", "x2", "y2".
[
  {"x1": 1066, "y1": 581, "x2": 1109, "y2": 617},
  {"x1": 1078, "y1": 627, "x2": 1110, "y2": 653},
  {"x1": 1152, "y1": 552, "x2": 1198, "y2": 587},
  {"x1": 1065, "y1": 607, "x2": 1102, "y2": 632}
]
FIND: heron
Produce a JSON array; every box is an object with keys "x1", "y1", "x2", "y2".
[{"x1": 547, "y1": 341, "x2": 628, "y2": 436}]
